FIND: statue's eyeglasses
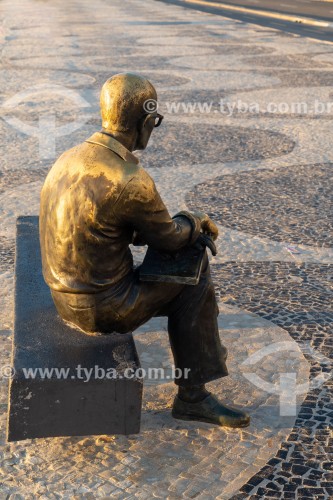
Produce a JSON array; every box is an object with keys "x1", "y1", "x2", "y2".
[
  {"x1": 153, "y1": 113, "x2": 164, "y2": 128},
  {"x1": 144, "y1": 112, "x2": 164, "y2": 128}
]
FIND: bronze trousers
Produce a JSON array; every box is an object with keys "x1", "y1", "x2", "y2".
[{"x1": 51, "y1": 253, "x2": 228, "y2": 386}]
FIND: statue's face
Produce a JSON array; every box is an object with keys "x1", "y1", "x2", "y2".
[
  {"x1": 135, "y1": 112, "x2": 160, "y2": 151},
  {"x1": 136, "y1": 116, "x2": 155, "y2": 150}
]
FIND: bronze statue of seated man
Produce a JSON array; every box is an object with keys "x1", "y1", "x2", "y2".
[{"x1": 39, "y1": 73, "x2": 250, "y2": 428}]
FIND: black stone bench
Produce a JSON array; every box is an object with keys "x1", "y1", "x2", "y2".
[{"x1": 7, "y1": 216, "x2": 142, "y2": 442}]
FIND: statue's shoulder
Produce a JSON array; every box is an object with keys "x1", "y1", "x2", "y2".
[
  {"x1": 121, "y1": 165, "x2": 158, "y2": 205},
  {"x1": 42, "y1": 144, "x2": 83, "y2": 183},
  {"x1": 128, "y1": 164, "x2": 155, "y2": 187}
]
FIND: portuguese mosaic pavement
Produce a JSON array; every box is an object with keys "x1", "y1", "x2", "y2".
[{"x1": 0, "y1": 0, "x2": 332, "y2": 498}]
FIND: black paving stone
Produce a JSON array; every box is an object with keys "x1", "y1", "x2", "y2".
[{"x1": 292, "y1": 465, "x2": 310, "y2": 476}]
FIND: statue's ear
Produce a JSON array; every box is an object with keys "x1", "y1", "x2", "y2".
[{"x1": 141, "y1": 114, "x2": 151, "y2": 130}]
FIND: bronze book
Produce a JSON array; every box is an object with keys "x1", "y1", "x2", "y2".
[{"x1": 139, "y1": 245, "x2": 205, "y2": 285}]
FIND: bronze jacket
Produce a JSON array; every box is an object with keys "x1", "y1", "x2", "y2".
[{"x1": 39, "y1": 132, "x2": 201, "y2": 293}]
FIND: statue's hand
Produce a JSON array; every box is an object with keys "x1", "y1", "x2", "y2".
[
  {"x1": 191, "y1": 211, "x2": 219, "y2": 241},
  {"x1": 194, "y1": 233, "x2": 217, "y2": 256}
]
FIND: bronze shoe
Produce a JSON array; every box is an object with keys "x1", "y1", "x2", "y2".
[{"x1": 172, "y1": 393, "x2": 250, "y2": 428}]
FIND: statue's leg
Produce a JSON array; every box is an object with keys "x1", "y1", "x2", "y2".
[
  {"x1": 50, "y1": 272, "x2": 184, "y2": 334},
  {"x1": 162, "y1": 253, "x2": 250, "y2": 428},
  {"x1": 162, "y1": 252, "x2": 228, "y2": 388}
]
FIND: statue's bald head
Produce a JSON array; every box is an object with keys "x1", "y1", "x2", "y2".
[{"x1": 100, "y1": 73, "x2": 157, "y2": 132}]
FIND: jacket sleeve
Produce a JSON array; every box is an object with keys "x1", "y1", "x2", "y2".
[{"x1": 115, "y1": 169, "x2": 201, "y2": 252}]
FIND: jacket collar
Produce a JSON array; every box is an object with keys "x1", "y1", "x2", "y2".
[{"x1": 85, "y1": 131, "x2": 139, "y2": 164}]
